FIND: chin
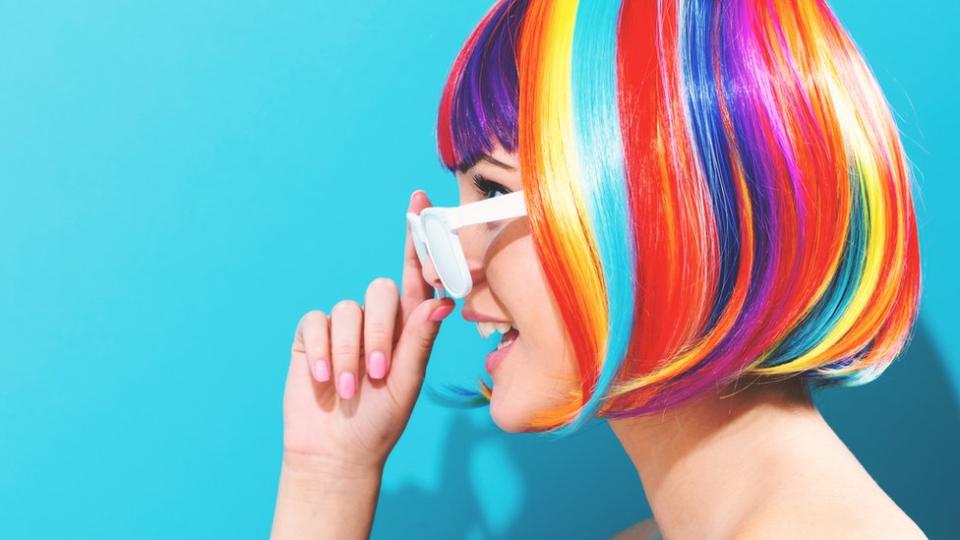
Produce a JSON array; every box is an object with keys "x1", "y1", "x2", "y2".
[
  {"x1": 490, "y1": 389, "x2": 519, "y2": 433},
  {"x1": 489, "y1": 392, "x2": 543, "y2": 433}
]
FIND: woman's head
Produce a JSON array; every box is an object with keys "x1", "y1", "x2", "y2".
[{"x1": 431, "y1": 0, "x2": 922, "y2": 438}]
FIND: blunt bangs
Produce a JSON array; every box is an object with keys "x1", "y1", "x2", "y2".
[
  {"x1": 437, "y1": 0, "x2": 528, "y2": 171},
  {"x1": 430, "y1": 0, "x2": 922, "y2": 438}
]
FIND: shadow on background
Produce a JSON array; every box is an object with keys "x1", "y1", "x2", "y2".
[
  {"x1": 374, "y1": 317, "x2": 957, "y2": 539},
  {"x1": 373, "y1": 413, "x2": 646, "y2": 539}
]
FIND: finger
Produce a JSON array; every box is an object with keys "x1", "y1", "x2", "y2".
[
  {"x1": 401, "y1": 190, "x2": 436, "y2": 326},
  {"x1": 297, "y1": 310, "x2": 331, "y2": 382},
  {"x1": 363, "y1": 277, "x2": 399, "y2": 381},
  {"x1": 330, "y1": 300, "x2": 363, "y2": 400},
  {"x1": 388, "y1": 297, "x2": 455, "y2": 401}
]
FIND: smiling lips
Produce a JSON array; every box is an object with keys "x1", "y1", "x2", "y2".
[{"x1": 461, "y1": 309, "x2": 519, "y2": 375}]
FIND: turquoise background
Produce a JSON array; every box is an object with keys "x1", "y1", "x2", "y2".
[{"x1": 1, "y1": 1, "x2": 956, "y2": 538}]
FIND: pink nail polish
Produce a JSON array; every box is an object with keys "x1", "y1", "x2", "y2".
[
  {"x1": 368, "y1": 351, "x2": 387, "y2": 379},
  {"x1": 313, "y1": 360, "x2": 330, "y2": 382},
  {"x1": 429, "y1": 302, "x2": 454, "y2": 322},
  {"x1": 338, "y1": 372, "x2": 356, "y2": 399}
]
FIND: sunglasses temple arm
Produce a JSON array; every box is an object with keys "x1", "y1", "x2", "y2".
[{"x1": 447, "y1": 191, "x2": 527, "y2": 229}]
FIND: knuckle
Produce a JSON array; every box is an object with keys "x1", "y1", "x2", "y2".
[
  {"x1": 364, "y1": 324, "x2": 391, "y2": 345},
  {"x1": 331, "y1": 341, "x2": 359, "y2": 359},
  {"x1": 368, "y1": 277, "x2": 398, "y2": 295},
  {"x1": 295, "y1": 311, "x2": 326, "y2": 346},
  {"x1": 331, "y1": 299, "x2": 361, "y2": 318},
  {"x1": 300, "y1": 309, "x2": 327, "y2": 326},
  {"x1": 415, "y1": 329, "x2": 439, "y2": 353}
]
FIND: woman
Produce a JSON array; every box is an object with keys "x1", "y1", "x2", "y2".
[{"x1": 272, "y1": 0, "x2": 925, "y2": 538}]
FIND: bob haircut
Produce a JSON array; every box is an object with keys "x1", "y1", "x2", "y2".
[{"x1": 431, "y1": 0, "x2": 922, "y2": 438}]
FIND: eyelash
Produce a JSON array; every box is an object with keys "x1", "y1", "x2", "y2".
[{"x1": 471, "y1": 174, "x2": 511, "y2": 199}]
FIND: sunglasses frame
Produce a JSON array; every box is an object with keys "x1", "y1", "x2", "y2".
[{"x1": 406, "y1": 190, "x2": 527, "y2": 298}]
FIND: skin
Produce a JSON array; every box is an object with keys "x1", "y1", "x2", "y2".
[
  {"x1": 271, "y1": 144, "x2": 925, "y2": 539},
  {"x1": 434, "y1": 147, "x2": 581, "y2": 433}
]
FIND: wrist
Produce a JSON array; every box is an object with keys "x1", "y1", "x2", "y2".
[
  {"x1": 281, "y1": 449, "x2": 385, "y2": 483},
  {"x1": 272, "y1": 451, "x2": 383, "y2": 540}
]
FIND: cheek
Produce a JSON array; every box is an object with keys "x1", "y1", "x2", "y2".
[
  {"x1": 486, "y1": 236, "x2": 581, "y2": 429},
  {"x1": 490, "y1": 237, "x2": 564, "y2": 360},
  {"x1": 488, "y1": 334, "x2": 579, "y2": 433}
]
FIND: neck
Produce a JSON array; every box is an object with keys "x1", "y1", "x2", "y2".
[{"x1": 608, "y1": 376, "x2": 839, "y2": 538}]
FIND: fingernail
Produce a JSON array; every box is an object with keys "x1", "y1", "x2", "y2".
[
  {"x1": 429, "y1": 302, "x2": 454, "y2": 322},
  {"x1": 368, "y1": 351, "x2": 387, "y2": 379},
  {"x1": 338, "y1": 372, "x2": 356, "y2": 400},
  {"x1": 313, "y1": 360, "x2": 330, "y2": 382}
]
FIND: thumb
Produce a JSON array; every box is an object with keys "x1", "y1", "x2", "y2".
[{"x1": 389, "y1": 297, "x2": 455, "y2": 398}]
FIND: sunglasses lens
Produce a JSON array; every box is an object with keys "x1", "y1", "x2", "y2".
[{"x1": 422, "y1": 213, "x2": 470, "y2": 296}]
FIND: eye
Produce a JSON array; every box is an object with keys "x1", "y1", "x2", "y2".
[{"x1": 472, "y1": 174, "x2": 512, "y2": 199}]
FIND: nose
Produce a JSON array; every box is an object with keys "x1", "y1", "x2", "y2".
[{"x1": 409, "y1": 191, "x2": 489, "y2": 297}]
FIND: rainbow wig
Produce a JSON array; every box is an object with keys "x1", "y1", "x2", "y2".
[{"x1": 432, "y1": 0, "x2": 922, "y2": 438}]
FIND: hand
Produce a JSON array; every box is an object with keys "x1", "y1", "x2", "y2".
[{"x1": 280, "y1": 190, "x2": 455, "y2": 476}]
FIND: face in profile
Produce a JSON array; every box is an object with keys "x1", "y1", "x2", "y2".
[
  {"x1": 428, "y1": 0, "x2": 922, "y2": 436},
  {"x1": 420, "y1": 144, "x2": 580, "y2": 433}
]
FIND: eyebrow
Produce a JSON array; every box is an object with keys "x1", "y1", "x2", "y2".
[{"x1": 480, "y1": 155, "x2": 517, "y2": 171}]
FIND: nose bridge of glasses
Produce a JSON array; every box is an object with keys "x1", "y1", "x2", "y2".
[{"x1": 409, "y1": 195, "x2": 527, "y2": 296}]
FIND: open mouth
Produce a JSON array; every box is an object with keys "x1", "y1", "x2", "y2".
[
  {"x1": 477, "y1": 322, "x2": 519, "y2": 374},
  {"x1": 496, "y1": 327, "x2": 519, "y2": 350}
]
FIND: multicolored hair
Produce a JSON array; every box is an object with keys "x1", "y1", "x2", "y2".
[{"x1": 432, "y1": 0, "x2": 922, "y2": 438}]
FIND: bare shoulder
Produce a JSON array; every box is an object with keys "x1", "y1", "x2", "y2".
[
  {"x1": 610, "y1": 518, "x2": 661, "y2": 540},
  {"x1": 732, "y1": 499, "x2": 927, "y2": 539}
]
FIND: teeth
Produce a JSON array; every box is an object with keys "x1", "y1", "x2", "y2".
[
  {"x1": 496, "y1": 333, "x2": 518, "y2": 350},
  {"x1": 476, "y1": 321, "x2": 516, "y2": 339},
  {"x1": 476, "y1": 321, "x2": 493, "y2": 339}
]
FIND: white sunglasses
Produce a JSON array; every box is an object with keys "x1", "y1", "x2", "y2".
[{"x1": 406, "y1": 191, "x2": 527, "y2": 298}]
